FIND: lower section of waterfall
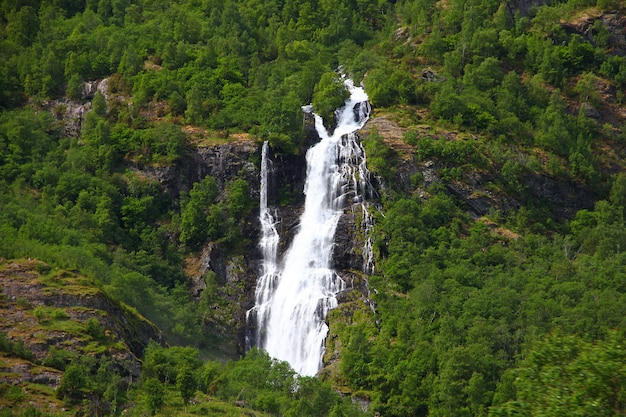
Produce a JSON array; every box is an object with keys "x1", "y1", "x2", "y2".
[{"x1": 249, "y1": 79, "x2": 373, "y2": 376}]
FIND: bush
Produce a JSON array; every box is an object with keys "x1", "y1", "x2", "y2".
[
  {"x1": 57, "y1": 363, "x2": 90, "y2": 401},
  {"x1": 364, "y1": 67, "x2": 416, "y2": 107},
  {"x1": 42, "y1": 347, "x2": 77, "y2": 371},
  {"x1": 85, "y1": 317, "x2": 105, "y2": 339},
  {"x1": 312, "y1": 72, "x2": 350, "y2": 123}
]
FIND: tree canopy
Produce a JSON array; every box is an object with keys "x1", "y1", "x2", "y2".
[{"x1": 2, "y1": 0, "x2": 626, "y2": 416}]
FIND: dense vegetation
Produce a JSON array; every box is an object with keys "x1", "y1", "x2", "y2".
[
  {"x1": 1, "y1": 0, "x2": 626, "y2": 415},
  {"x1": 0, "y1": 0, "x2": 388, "y2": 347}
]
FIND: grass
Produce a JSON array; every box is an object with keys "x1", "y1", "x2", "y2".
[
  {"x1": 156, "y1": 390, "x2": 270, "y2": 417},
  {"x1": 183, "y1": 125, "x2": 256, "y2": 148},
  {"x1": 7, "y1": 382, "x2": 70, "y2": 416}
]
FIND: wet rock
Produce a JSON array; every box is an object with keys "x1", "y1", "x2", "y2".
[{"x1": 333, "y1": 209, "x2": 365, "y2": 271}]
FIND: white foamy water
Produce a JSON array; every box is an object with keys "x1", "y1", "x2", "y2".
[{"x1": 250, "y1": 79, "x2": 373, "y2": 376}]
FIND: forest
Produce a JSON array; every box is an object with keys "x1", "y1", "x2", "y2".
[{"x1": 1, "y1": 0, "x2": 626, "y2": 416}]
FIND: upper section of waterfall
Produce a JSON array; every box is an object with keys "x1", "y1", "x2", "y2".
[{"x1": 312, "y1": 79, "x2": 371, "y2": 141}]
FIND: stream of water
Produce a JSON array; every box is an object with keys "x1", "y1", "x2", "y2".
[{"x1": 250, "y1": 79, "x2": 373, "y2": 376}]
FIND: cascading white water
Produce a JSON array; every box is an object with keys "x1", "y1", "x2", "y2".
[
  {"x1": 249, "y1": 141, "x2": 281, "y2": 347},
  {"x1": 250, "y1": 79, "x2": 373, "y2": 376}
]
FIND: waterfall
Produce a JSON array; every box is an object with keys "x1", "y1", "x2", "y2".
[
  {"x1": 248, "y1": 141, "x2": 281, "y2": 350},
  {"x1": 250, "y1": 79, "x2": 373, "y2": 376}
]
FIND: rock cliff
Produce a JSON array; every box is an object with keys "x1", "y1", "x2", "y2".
[
  {"x1": 175, "y1": 113, "x2": 377, "y2": 360},
  {"x1": 0, "y1": 259, "x2": 161, "y2": 389},
  {"x1": 358, "y1": 115, "x2": 598, "y2": 220}
]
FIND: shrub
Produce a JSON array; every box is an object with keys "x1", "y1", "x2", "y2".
[{"x1": 85, "y1": 317, "x2": 105, "y2": 340}]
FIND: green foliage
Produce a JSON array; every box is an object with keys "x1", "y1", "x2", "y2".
[
  {"x1": 491, "y1": 331, "x2": 626, "y2": 417},
  {"x1": 92, "y1": 91, "x2": 107, "y2": 118},
  {"x1": 0, "y1": 333, "x2": 35, "y2": 362},
  {"x1": 42, "y1": 347, "x2": 77, "y2": 371},
  {"x1": 85, "y1": 317, "x2": 105, "y2": 339},
  {"x1": 142, "y1": 341, "x2": 200, "y2": 384},
  {"x1": 179, "y1": 176, "x2": 219, "y2": 249},
  {"x1": 57, "y1": 362, "x2": 90, "y2": 402},
  {"x1": 362, "y1": 127, "x2": 396, "y2": 180},
  {"x1": 1, "y1": 1, "x2": 626, "y2": 417},
  {"x1": 535, "y1": 91, "x2": 576, "y2": 155},
  {"x1": 340, "y1": 326, "x2": 372, "y2": 389},
  {"x1": 56, "y1": 354, "x2": 127, "y2": 410},
  {"x1": 356, "y1": 177, "x2": 626, "y2": 416},
  {"x1": 312, "y1": 72, "x2": 350, "y2": 124},
  {"x1": 179, "y1": 175, "x2": 252, "y2": 251},
  {"x1": 415, "y1": 136, "x2": 484, "y2": 167},
  {"x1": 141, "y1": 377, "x2": 166, "y2": 415},
  {"x1": 364, "y1": 65, "x2": 417, "y2": 107},
  {"x1": 33, "y1": 306, "x2": 70, "y2": 323},
  {"x1": 176, "y1": 365, "x2": 197, "y2": 406}
]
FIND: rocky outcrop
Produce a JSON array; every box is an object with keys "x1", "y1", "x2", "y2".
[
  {"x1": 185, "y1": 243, "x2": 260, "y2": 357},
  {"x1": 0, "y1": 260, "x2": 161, "y2": 386},
  {"x1": 126, "y1": 139, "x2": 260, "y2": 207},
  {"x1": 44, "y1": 78, "x2": 112, "y2": 138},
  {"x1": 359, "y1": 114, "x2": 599, "y2": 220},
  {"x1": 564, "y1": 11, "x2": 626, "y2": 55},
  {"x1": 0, "y1": 358, "x2": 62, "y2": 387},
  {"x1": 190, "y1": 140, "x2": 259, "y2": 192}
]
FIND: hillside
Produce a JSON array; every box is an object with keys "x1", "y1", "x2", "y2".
[
  {"x1": 1, "y1": 0, "x2": 626, "y2": 416},
  {"x1": 0, "y1": 259, "x2": 160, "y2": 414}
]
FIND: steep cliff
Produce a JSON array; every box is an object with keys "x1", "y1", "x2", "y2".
[{"x1": 0, "y1": 259, "x2": 161, "y2": 412}]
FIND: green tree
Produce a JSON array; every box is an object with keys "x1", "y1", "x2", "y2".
[
  {"x1": 66, "y1": 73, "x2": 84, "y2": 100},
  {"x1": 118, "y1": 46, "x2": 142, "y2": 79},
  {"x1": 85, "y1": 317, "x2": 105, "y2": 339},
  {"x1": 536, "y1": 91, "x2": 575, "y2": 155},
  {"x1": 57, "y1": 362, "x2": 90, "y2": 401},
  {"x1": 6, "y1": 6, "x2": 39, "y2": 46},
  {"x1": 609, "y1": 173, "x2": 626, "y2": 215},
  {"x1": 575, "y1": 72, "x2": 601, "y2": 105},
  {"x1": 491, "y1": 331, "x2": 626, "y2": 417},
  {"x1": 364, "y1": 67, "x2": 416, "y2": 107},
  {"x1": 185, "y1": 84, "x2": 206, "y2": 125},
  {"x1": 176, "y1": 365, "x2": 196, "y2": 407},
  {"x1": 40, "y1": 50, "x2": 65, "y2": 98},
  {"x1": 340, "y1": 326, "x2": 372, "y2": 389},
  {"x1": 312, "y1": 72, "x2": 350, "y2": 126},
  {"x1": 92, "y1": 90, "x2": 107, "y2": 118},
  {"x1": 142, "y1": 377, "x2": 165, "y2": 415},
  {"x1": 180, "y1": 176, "x2": 219, "y2": 249}
]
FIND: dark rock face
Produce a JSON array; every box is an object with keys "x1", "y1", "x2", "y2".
[
  {"x1": 563, "y1": 12, "x2": 626, "y2": 55},
  {"x1": 333, "y1": 206, "x2": 373, "y2": 273},
  {"x1": 524, "y1": 172, "x2": 596, "y2": 218},
  {"x1": 127, "y1": 139, "x2": 260, "y2": 207},
  {"x1": 187, "y1": 243, "x2": 259, "y2": 357},
  {"x1": 189, "y1": 141, "x2": 259, "y2": 192},
  {"x1": 128, "y1": 134, "x2": 310, "y2": 358},
  {"x1": 602, "y1": 13, "x2": 626, "y2": 55},
  {"x1": 333, "y1": 210, "x2": 364, "y2": 271}
]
